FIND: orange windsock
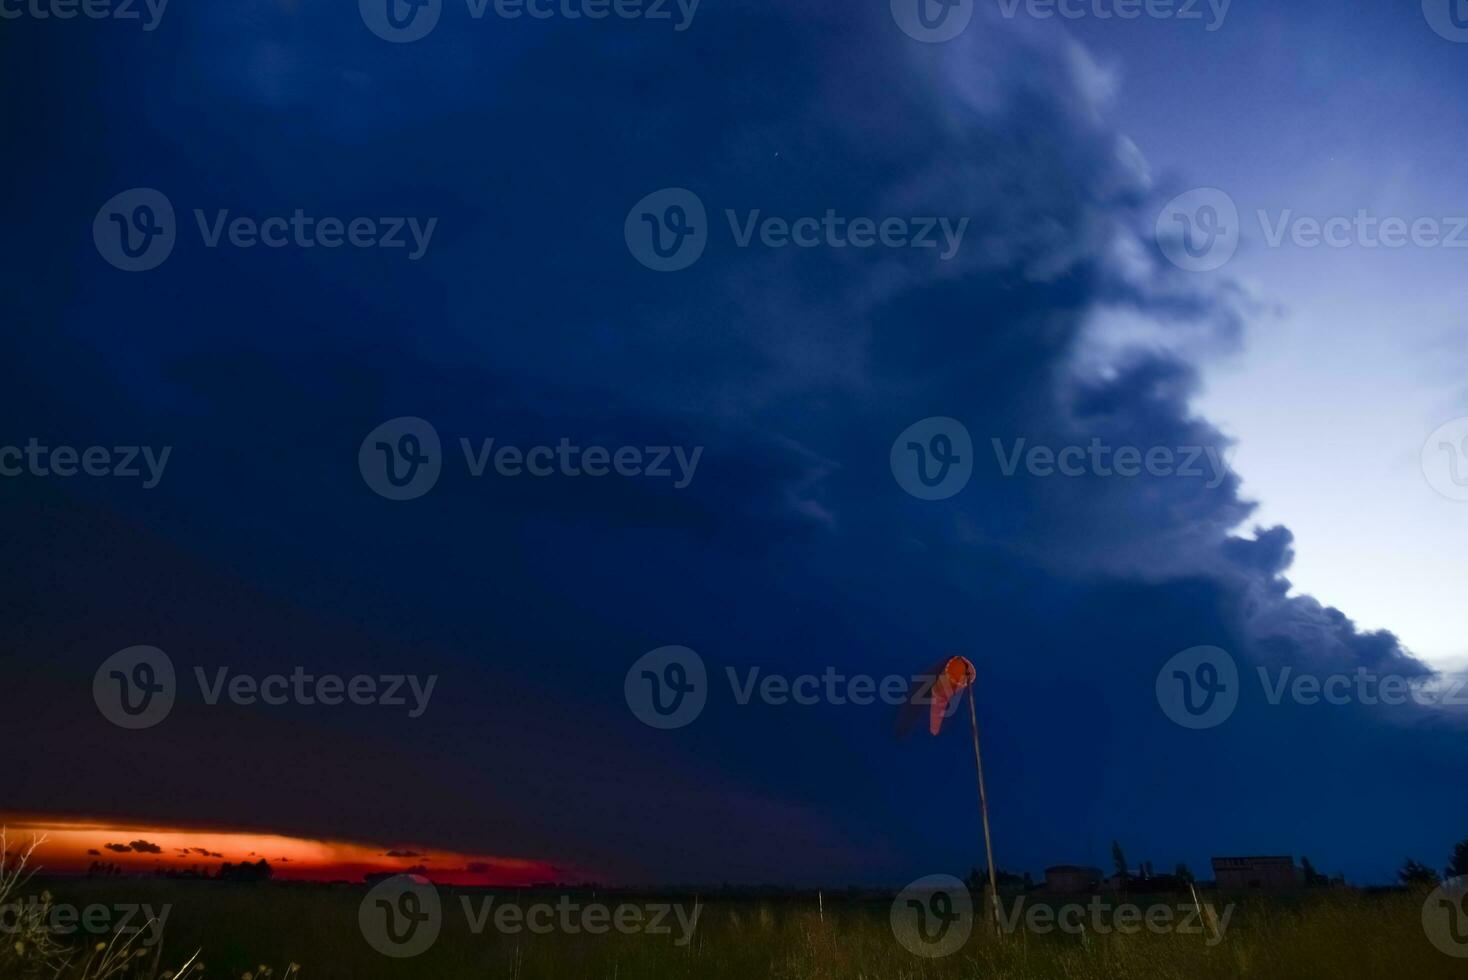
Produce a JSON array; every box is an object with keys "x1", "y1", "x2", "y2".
[{"x1": 929, "y1": 655, "x2": 975, "y2": 735}]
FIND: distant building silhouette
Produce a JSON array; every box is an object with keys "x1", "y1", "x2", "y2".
[
  {"x1": 1211, "y1": 856, "x2": 1299, "y2": 890},
  {"x1": 1044, "y1": 865, "x2": 1103, "y2": 894}
]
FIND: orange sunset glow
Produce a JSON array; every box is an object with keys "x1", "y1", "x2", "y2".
[{"x1": 2, "y1": 815, "x2": 580, "y2": 886}]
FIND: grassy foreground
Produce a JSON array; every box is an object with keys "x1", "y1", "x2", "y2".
[{"x1": 11, "y1": 877, "x2": 1459, "y2": 980}]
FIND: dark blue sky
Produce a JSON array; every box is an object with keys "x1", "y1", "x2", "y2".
[{"x1": 2, "y1": 0, "x2": 1466, "y2": 886}]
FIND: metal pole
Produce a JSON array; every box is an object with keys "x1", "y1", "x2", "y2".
[{"x1": 967, "y1": 681, "x2": 1000, "y2": 933}]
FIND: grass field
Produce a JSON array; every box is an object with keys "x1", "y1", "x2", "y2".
[{"x1": 5, "y1": 877, "x2": 1460, "y2": 980}]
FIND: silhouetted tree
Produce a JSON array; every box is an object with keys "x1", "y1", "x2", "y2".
[
  {"x1": 1446, "y1": 839, "x2": 1468, "y2": 880},
  {"x1": 1399, "y1": 859, "x2": 1438, "y2": 887},
  {"x1": 1175, "y1": 863, "x2": 1194, "y2": 883},
  {"x1": 1111, "y1": 841, "x2": 1128, "y2": 881},
  {"x1": 217, "y1": 859, "x2": 274, "y2": 883}
]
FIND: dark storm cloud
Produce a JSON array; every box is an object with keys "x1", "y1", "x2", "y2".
[{"x1": 0, "y1": 2, "x2": 1462, "y2": 887}]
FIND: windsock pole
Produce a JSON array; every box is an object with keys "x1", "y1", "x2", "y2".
[{"x1": 967, "y1": 681, "x2": 1000, "y2": 933}]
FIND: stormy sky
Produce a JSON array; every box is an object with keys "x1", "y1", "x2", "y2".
[{"x1": 2, "y1": 0, "x2": 1465, "y2": 886}]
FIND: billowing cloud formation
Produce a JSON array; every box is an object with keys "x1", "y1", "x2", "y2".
[{"x1": 1, "y1": 3, "x2": 1463, "y2": 886}]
